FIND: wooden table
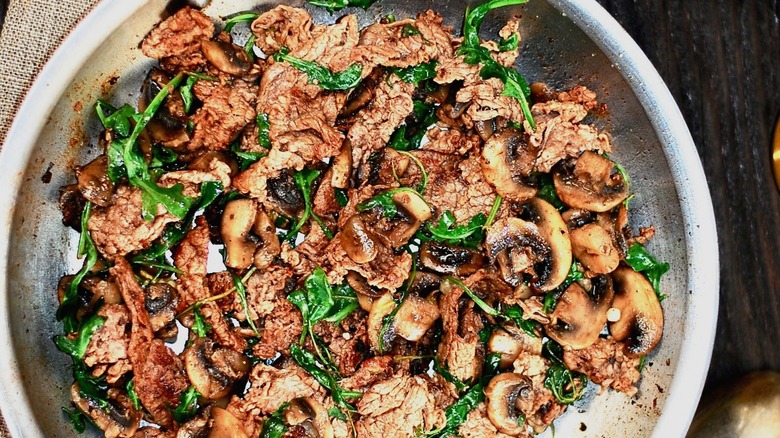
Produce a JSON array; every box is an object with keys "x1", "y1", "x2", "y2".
[{"x1": 0, "y1": 0, "x2": 777, "y2": 429}]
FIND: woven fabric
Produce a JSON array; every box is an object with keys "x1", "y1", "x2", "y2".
[{"x1": 0, "y1": 1, "x2": 99, "y2": 434}]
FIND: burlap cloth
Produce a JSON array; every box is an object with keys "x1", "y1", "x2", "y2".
[{"x1": 0, "y1": 1, "x2": 100, "y2": 435}]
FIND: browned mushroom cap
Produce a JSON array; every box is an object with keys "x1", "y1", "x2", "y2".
[
  {"x1": 570, "y1": 223, "x2": 621, "y2": 274},
  {"x1": 481, "y1": 127, "x2": 539, "y2": 202},
  {"x1": 283, "y1": 397, "x2": 335, "y2": 438},
  {"x1": 420, "y1": 241, "x2": 485, "y2": 276},
  {"x1": 202, "y1": 40, "x2": 253, "y2": 76},
  {"x1": 76, "y1": 155, "x2": 115, "y2": 207},
  {"x1": 208, "y1": 407, "x2": 249, "y2": 438},
  {"x1": 367, "y1": 292, "x2": 396, "y2": 352},
  {"x1": 341, "y1": 215, "x2": 381, "y2": 264},
  {"x1": 252, "y1": 209, "x2": 281, "y2": 270},
  {"x1": 485, "y1": 373, "x2": 533, "y2": 435},
  {"x1": 184, "y1": 338, "x2": 250, "y2": 400},
  {"x1": 145, "y1": 282, "x2": 179, "y2": 337},
  {"x1": 547, "y1": 275, "x2": 615, "y2": 349},
  {"x1": 221, "y1": 198, "x2": 259, "y2": 270},
  {"x1": 346, "y1": 272, "x2": 385, "y2": 298},
  {"x1": 331, "y1": 141, "x2": 353, "y2": 190},
  {"x1": 140, "y1": 69, "x2": 190, "y2": 149},
  {"x1": 81, "y1": 276, "x2": 123, "y2": 306},
  {"x1": 485, "y1": 198, "x2": 572, "y2": 291},
  {"x1": 553, "y1": 151, "x2": 629, "y2": 212},
  {"x1": 488, "y1": 325, "x2": 543, "y2": 369},
  {"x1": 393, "y1": 295, "x2": 441, "y2": 342},
  {"x1": 609, "y1": 267, "x2": 664, "y2": 357},
  {"x1": 70, "y1": 383, "x2": 141, "y2": 437},
  {"x1": 267, "y1": 172, "x2": 305, "y2": 218},
  {"x1": 59, "y1": 184, "x2": 86, "y2": 231}
]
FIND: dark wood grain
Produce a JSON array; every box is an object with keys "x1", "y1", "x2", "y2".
[{"x1": 594, "y1": 0, "x2": 780, "y2": 391}]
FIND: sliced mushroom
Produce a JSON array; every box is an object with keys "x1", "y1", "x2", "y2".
[
  {"x1": 284, "y1": 397, "x2": 334, "y2": 438},
  {"x1": 145, "y1": 282, "x2": 179, "y2": 338},
  {"x1": 481, "y1": 127, "x2": 539, "y2": 202},
  {"x1": 570, "y1": 223, "x2": 620, "y2": 274},
  {"x1": 70, "y1": 383, "x2": 141, "y2": 437},
  {"x1": 201, "y1": 40, "x2": 253, "y2": 76},
  {"x1": 341, "y1": 215, "x2": 381, "y2": 264},
  {"x1": 81, "y1": 276, "x2": 123, "y2": 306},
  {"x1": 190, "y1": 151, "x2": 239, "y2": 178},
  {"x1": 474, "y1": 119, "x2": 496, "y2": 142},
  {"x1": 488, "y1": 325, "x2": 543, "y2": 369},
  {"x1": 393, "y1": 295, "x2": 441, "y2": 341},
  {"x1": 547, "y1": 275, "x2": 615, "y2": 349},
  {"x1": 267, "y1": 172, "x2": 305, "y2": 218},
  {"x1": 76, "y1": 155, "x2": 115, "y2": 207},
  {"x1": 221, "y1": 198, "x2": 259, "y2": 270},
  {"x1": 420, "y1": 241, "x2": 485, "y2": 276},
  {"x1": 553, "y1": 151, "x2": 629, "y2": 212},
  {"x1": 140, "y1": 69, "x2": 190, "y2": 149},
  {"x1": 406, "y1": 272, "x2": 442, "y2": 297},
  {"x1": 485, "y1": 373, "x2": 533, "y2": 435},
  {"x1": 367, "y1": 292, "x2": 397, "y2": 352},
  {"x1": 609, "y1": 266, "x2": 664, "y2": 357},
  {"x1": 59, "y1": 184, "x2": 86, "y2": 231},
  {"x1": 346, "y1": 272, "x2": 385, "y2": 298},
  {"x1": 252, "y1": 209, "x2": 281, "y2": 270},
  {"x1": 184, "y1": 338, "x2": 250, "y2": 400},
  {"x1": 486, "y1": 198, "x2": 572, "y2": 291},
  {"x1": 209, "y1": 407, "x2": 249, "y2": 438},
  {"x1": 331, "y1": 141, "x2": 353, "y2": 190},
  {"x1": 392, "y1": 190, "x2": 432, "y2": 222}
]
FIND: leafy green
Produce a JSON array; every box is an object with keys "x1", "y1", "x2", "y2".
[
  {"x1": 328, "y1": 406, "x2": 348, "y2": 421},
  {"x1": 134, "y1": 181, "x2": 222, "y2": 262},
  {"x1": 72, "y1": 361, "x2": 109, "y2": 406},
  {"x1": 307, "y1": 0, "x2": 378, "y2": 13},
  {"x1": 62, "y1": 407, "x2": 88, "y2": 433},
  {"x1": 223, "y1": 11, "x2": 259, "y2": 32},
  {"x1": 401, "y1": 24, "x2": 421, "y2": 37},
  {"x1": 288, "y1": 268, "x2": 359, "y2": 343},
  {"x1": 625, "y1": 243, "x2": 670, "y2": 301},
  {"x1": 335, "y1": 188, "x2": 349, "y2": 208},
  {"x1": 457, "y1": 0, "x2": 535, "y2": 130},
  {"x1": 285, "y1": 168, "x2": 333, "y2": 243},
  {"x1": 356, "y1": 187, "x2": 423, "y2": 219},
  {"x1": 395, "y1": 150, "x2": 429, "y2": 193},
  {"x1": 537, "y1": 174, "x2": 565, "y2": 210},
  {"x1": 95, "y1": 101, "x2": 136, "y2": 137},
  {"x1": 54, "y1": 313, "x2": 105, "y2": 360},
  {"x1": 501, "y1": 304, "x2": 541, "y2": 337},
  {"x1": 542, "y1": 341, "x2": 587, "y2": 404},
  {"x1": 244, "y1": 35, "x2": 257, "y2": 61},
  {"x1": 443, "y1": 277, "x2": 499, "y2": 317},
  {"x1": 57, "y1": 202, "x2": 99, "y2": 333},
  {"x1": 424, "y1": 211, "x2": 486, "y2": 249},
  {"x1": 232, "y1": 271, "x2": 259, "y2": 335},
  {"x1": 180, "y1": 76, "x2": 198, "y2": 113},
  {"x1": 231, "y1": 142, "x2": 265, "y2": 171},
  {"x1": 498, "y1": 33, "x2": 519, "y2": 51},
  {"x1": 274, "y1": 48, "x2": 363, "y2": 91},
  {"x1": 191, "y1": 306, "x2": 211, "y2": 338},
  {"x1": 433, "y1": 359, "x2": 469, "y2": 393},
  {"x1": 172, "y1": 387, "x2": 200, "y2": 424},
  {"x1": 637, "y1": 355, "x2": 647, "y2": 372},
  {"x1": 542, "y1": 262, "x2": 584, "y2": 313},
  {"x1": 388, "y1": 100, "x2": 438, "y2": 151},
  {"x1": 126, "y1": 380, "x2": 141, "y2": 411},
  {"x1": 485, "y1": 195, "x2": 503, "y2": 229},
  {"x1": 290, "y1": 344, "x2": 362, "y2": 411},
  {"x1": 257, "y1": 113, "x2": 272, "y2": 149},
  {"x1": 391, "y1": 61, "x2": 437, "y2": 85},
  {"x1": 259, "y1": 403, "x2": 289, "y2": 438}
]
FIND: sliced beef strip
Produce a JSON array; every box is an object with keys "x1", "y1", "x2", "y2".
[
  {"x1": 437, "y1": 280, "x2": 485, "y2": 384},
  {"x1": 251, "y1": 5, "x2": 317, "y2": 55},
  {"x1": 322, "y1": 233, "x2": 412, "y2": 292},
  {"x1": 83, "y1": 304, "x2": 132, "y2": 384},
  {"x1": 111, "y1": 258, "x2": 188, "y2": 430},
  {"x1": 458, "y1": 402, "x2": 519, "y2": 438},
  {"x1": 424, "y1": 154, "x2": 498, "y2": 225},
  {"x1": 173, "y1": 217, "x2": 246, "y2": 352},
  {"x1": 140, "y1": 7, "x2": 215, "y2": 74},
  {"x1": 187, "y1": 78, "x2": 258, "y2": 152},
  {"x1": 511, "y1": 351, "x2": 567, "y2": 433},
  {"x1": 562, "y1": 336, "x2": 641, "y2": 397}
]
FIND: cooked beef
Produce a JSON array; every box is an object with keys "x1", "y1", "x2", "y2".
[
  {"x1": 88, "y1": 185, "x2": 178, "y2": 261},
  {"x1": 111, "y1": 258, "x2": 188, "y2": 430},
  {"x1": 323, "y1": 233, "x2": 412, "y2": 291},
  {"x1": 340, "y1": 355, "x2": 394, "y2": 391},
  {"x1": 562, "y1": 337, "x2": 641, "y2": 397},
  {"x1": 187, "y1": 79, "x2": 257, "y2": 152},
  {"x1": 457, "y1": 78, "x2": 525, "y2": 126},
  {"x1": 423, "y1": 127, "x2": 481, "y2": 156},
  {"x1": 512, "y1": 351, "x2": 566, "y2": 433},
  {"x1": 312, "y1": 311, "x2": 370, "y2": 377},
  {"x1": 83, "y1": 304, "x2": 132, "y2": 384},
  {"x1": 438, "y1": 280, "x2": 485, "y2": 384},
  {"x1": 458, "y1": 402, "x2": 519, "y2": 438},
  {"x1": 253, "y1": 298, "x2": 303, "y2": 359},
  {"x1": 140, "y1": 7, "x2": 214, "y2": 74},
  {"x1": 425, "y1": 155, "x2": 498, "y2": 225},
  {"x1": 251, "y1": 5, "x2": 316, "y2": 55},
  {"x1": 227, "y1": 363, "x2": 324, "y2": 418},
  {"x1": 355, "y1": 375, "x2": 446, "y2": 437}
]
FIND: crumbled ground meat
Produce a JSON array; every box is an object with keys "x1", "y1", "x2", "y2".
[
  {"x1": 563, "y1": 337, "x2": 641, "y2": 397},
  {"x1": 140, "y1": 7, "x2": 214, "y2": 74},
  {"x1": 88, "y1": 185, "x2": 178, "y2": 261},
  {"x1": 458, "y1": 403, "x2": 519, "y2": 438},
  {"x1": 83, "y1": 304, "x2": 131, "y2": 384},
  {"x1": 355, "y1": 375, "x2": 446, "y2": 437}
]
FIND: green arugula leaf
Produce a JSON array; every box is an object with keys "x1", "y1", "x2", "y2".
[
  {"x1": 244, "y1": 34, "x2": 257, "y2": 61},
  {"x1": 401, "y1": 24, "x2": 421, "y2": 37},
  {"x1": 290, "y1": 344, "x2": 361, "y2": 412},
  {"x1": 191, "y1": 306, "x2": 211, "y2": 338},
  {"x1": 172, "y1": 386, "x2": 200, "y2": 424},
  {"x1": 500, "y1": 304, "x2": 541, "y2": 337},
  {"x1": 335, "y1": 188, "x2": 349, "y2": 208},
  {"x1": 307, "y1": 0, "x2": 378, "y2": 13},
  {"x1": 54, "y1": 313, "x2": 105, "y2": 360},
  {"x1": 180, "y1": 76, "x2": 198, "y2": 114},
  {"x1": 95, "y1": 101, "x2": 136, "y2": 137},
  {"x1": 72, "y1": 361, "x2": 108, "y2": 404},
  {"x1": 106, "y1": 140, "x2": 127, "y2": 183},
  {"x1": 328, "y1": 406, "x2": 348, "y2": 421},
  {"x1": 542, "y1": 341, "x2": 587, "y2": 404},
  {"x1": 230, "y1": 142, "x2": 265, "y2": 171},
  {"x1": 498, "y1": 33, "x2": 519, "y2": 51},
  {"x1": 57, "y1": 202, "x2": 99, "y2": 333},
  {"x1": 424, "y1": 211, "x2": 486, "y2": 248},
  {"x1": 388, "y1": 100, "x2": 438, "y2": 151},
  {"x1": 126, "y1": 380, "x2": 141, "y2": 411},
  {"x1": 223, "y1": 11, "x2": 259, "y2": 32},
  {"x1": 288, "y1": 268, "x2": 358, "y2": 332},
  {"x1": 259, "y1": 403, "x2": 289, "y2": 438},
  {"x1": 285, "y1": 169, "x2": 333, "y2": 243},
  {"x1": 274, "y1": 48, "x2": 363, "y2": 91},
  {"x1": 232, "y1": 271, "x2": 259, "y2": 335},
  {"x1": 356, "y1": 187, "x2": 424, "y2": 219},
  {"x1": 443, "y1": 276, "x2": 499, "y2": 317},
  {"x1": 391, "y1": 61, "x2": 438, "y2": 85},
  {"x1": 433, "y1": 359, "x2": 469, "y2": 393},
  {"x1": 485, "y1": 195, "x2": 503, "y2": 229},
  {"x1": 537, "y1": 174, "x2": 565, "y2": 210},
  {"x1": 625, "y1": 243, "x2": 670, "y2": 301},
  {"x1": 323, "y1": 283, "x2": 359, "y2": 324},
  {"x1": 256, "y1": 113, "x2": 272, "y2": 149},
  {"x1": 62, "y1": 407, "x2": 88, "y2": 433}
]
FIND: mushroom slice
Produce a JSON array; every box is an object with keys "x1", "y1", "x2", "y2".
[
  {"x1": 184, "y1": 338, "x2": 250, "y2": 400},
  {"x1": 547, "y1": 275, "x2": 615, "y2": 349},
  {"x1": 488, "y1": 325, "x2": 543, "y2": 369},
  {"x1": 76, "y1": 155, "x2": 115, "y2": 207},
  {"x1": 145, "y1": 282, "x2": 179, "y2": 336},
  {"x1": 420, "y1": 241, "x2": 485, "y2": 276},
  {"x1": 284, "y1": 397, "x2": 335, "y2": 438},
  {"x1": 341, "y1": 215, "x2": 381, "y2": 264},
  {"x1": 252, "y1": 209, "x2": 281, "y2": 270},
  {"x1": 267, "y1": 171, "x2": 305, "y2": 218},
  {"x1": 393, "y1": 190, "x2": 432, "y2": 222},
  {"x1": 393, "y1": 295, "x2": 441, "y2": 341},
  {"x1": 346, "y1": 272, "x2": 385, "y2": 298},
  {"x1": 70, "y1": 384, "x2": 141, "y2": 437},
  {"x1": 485, "y1": 373, "x2": 533, "y2": 435},
  {"x1": 570, "y1": 223, "x2": 620, "y2": 274},
  {"x1": 553, "y1": 151, "x2": 629, "y2": 212},
  {"x1": 609, "y1": 267, "x2": 664, "y2": 357},
  {"x1": 367, "y1": 293, "x2": 397, "y2": 352},
  {"x1": 201, "y1": 40, "x2": 253, "y2": 76},
  {"x1": 486, "y1": 198, "x2": 572, "y2": 291},
  {"x1": 209, "y1": 407, "x2": 249, "y2": 438},
  {"x1": 221, "y1": 198, "x2": 259, "y2": 270},
  {"x1": 331, "y1": 140, "x2": 353, "y2": 190},
  {"x1": 481, "y1": 127, "x2": 539, "y2": 202}
]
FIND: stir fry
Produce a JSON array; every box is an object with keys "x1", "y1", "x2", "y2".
[{"x1": 55, "y1": 0, "x2": 669, "y2": 436}]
